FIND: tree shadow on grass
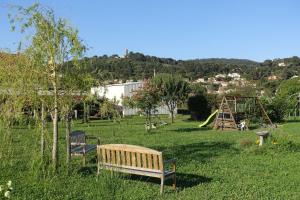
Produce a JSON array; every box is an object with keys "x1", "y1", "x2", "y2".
[
  {"x1": 77, "y1": 166, "x2": 97, "y2": 176},
  {"x1": 78, "y1": 141, "x2": 236, "y2": 191},
  {"x1": 153, "y1": 141, "x2": 240, "y2": 164},
  {"x1": 175, "y1": 173, "x2": 212, "y2": 189}
]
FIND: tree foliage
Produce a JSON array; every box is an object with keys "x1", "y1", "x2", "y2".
[
  {"x1": 124, "y1": 81, "x2": 160, "y2": 131},
  {"x1": 8, "y1": 3, "x2": 88, "y2": 171},
  {"x1": 151, "y1": 74, "x2": 190, "y2": 123}
]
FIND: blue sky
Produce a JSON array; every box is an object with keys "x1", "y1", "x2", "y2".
[{"x1": 1, "y1": 0, "x2": 299, "y2": 61}]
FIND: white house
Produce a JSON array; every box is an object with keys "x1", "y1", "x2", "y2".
[
  {"x1": 91, "y1": 82, "x2": 172, "y2": 116},
  {"x1": 215, "y1": 74, "x2": 226, "y2": 79},
  {"x1": 278, "y1": 62, "x2": 286, "y2": 67},
  {"x1": 228, "y1": 73, "x2": 241, "y2": 79}
]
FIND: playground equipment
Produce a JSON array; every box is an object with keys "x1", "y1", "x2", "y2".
[
  {"x1": 198, "y1": 110, "x2": 218, "y2": 128},
  {"x1": 213, "y1": 96, "x2": 274, "y2": 130}
]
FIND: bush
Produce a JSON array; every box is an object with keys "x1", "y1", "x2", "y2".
[
  {"x1": 188, "y1": 83, "x2": 211, "y2": 120},
  {"x1": 188, "y1": 94, "x2": 211, "y2": 120},
  {"x1": 260, "y1": 97, "x2": 287, "y2": 122}
]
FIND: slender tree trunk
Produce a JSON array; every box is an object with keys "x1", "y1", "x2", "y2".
[
  {"x1": 65, "y1": 109, "x2": 71, "y2": 165},
  {"x1": 148, "y1": 110, "x2": 152, "y2": 131},
  {"x1": 41, "y1": 102, "x2": 46, "y2": 159},
  {"x1": 171, "y1": 110, "x2": 174, "y2": 123},
  {"x1": 87, "y1": 103, "x2": 90, "y2": 122},
  {"x1": 166, "y1": 103, "x2": 174, "y2": 123},
  {"x1": 52, "y1": 76, "x2": 59, "y2": 171},
  {"x1": 83, "y1": 101, "x2": 87, "y2": 123},
  {"x1": 168, "y1": 102, "x2": 176, "y2": 123}
]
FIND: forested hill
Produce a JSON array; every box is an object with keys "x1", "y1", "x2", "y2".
[
  {"x1": 2, "y1": 51, "x2": 300, "y2": 81},
  {"x1": 79, "y1": 52, "x2": 262, "y2": 81},
  {"x1": 78, "y1": 52, "x2": 300, "y2": 81}
]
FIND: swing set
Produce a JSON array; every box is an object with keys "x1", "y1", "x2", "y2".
[{"x1": 213, "y1": 96, "x2": 274, "y2": 130}]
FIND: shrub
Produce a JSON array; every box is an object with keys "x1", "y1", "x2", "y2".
[
  {"x1": 260, "y1": 97, "x2": 287, "y2": 122},
  {"x1": 188, "y1": 83, "x2": 211, "y2": 120}
]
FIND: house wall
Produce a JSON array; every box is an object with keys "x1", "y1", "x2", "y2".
[{"x1": 91, "y1": 82, "x2": 174, "y2": 116}]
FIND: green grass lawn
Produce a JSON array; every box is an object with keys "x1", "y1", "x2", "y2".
[{"x1": 1, "y1": 115, "x2": 300, "y2": 199}]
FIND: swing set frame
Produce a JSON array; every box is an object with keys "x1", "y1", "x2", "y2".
[{"x1": 213, "y1": 96, "x2": 274, "y2": 130}]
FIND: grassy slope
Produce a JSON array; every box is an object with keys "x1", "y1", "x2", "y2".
[{"x1": 0, "y1": 115, "x2": 300, "y2": 199}]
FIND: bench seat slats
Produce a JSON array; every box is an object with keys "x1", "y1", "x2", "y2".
[
  {"x1": 153, "y1": 155, "x2": 159, "y2": 170},
  {"x1": 111, "y1": 150, "x2": 116, "y2": 164},
  {"x1": 116, "y1": 150, "x2": 121, "y2": 165},
  {"x1": 136, "y1": 153, "x2": 141, "y2": 168},
  {"x1": 142, "y1": 153, "x2": 147, "y2": 168},
  {"x1": 126, "y1": 151, "x2": 131, "y2": 166},
  {"x1": 121, "y1": 151, "x2": 125, "y2": 165},
  {"x1": 147, "y1": 154, "x2": 153, "y2": 169},
  {"x1": 132, "y1": 152, "x2": 136, "y2": 167},
  {"x1": 101, "y1": 148, "x2": 106, "y2": 163},
  {"x1": 106, "y1": 149, "x2": 111, "y2": 163}
]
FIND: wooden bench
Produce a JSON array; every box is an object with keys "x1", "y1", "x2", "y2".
[
  {"x1": 97, "y1": 144, "x2": 176, "y2": 194},
  {"x1": 70, "y1": 130, "x2": 97, "y2": 165}
]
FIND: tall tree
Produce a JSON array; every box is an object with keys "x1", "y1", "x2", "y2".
[
  {"x1": 9, "y1": 3, "x2": 86, "y2": 171},
  {"x1": 152, "y1": 74, "x2": 190, "y2": 123}
]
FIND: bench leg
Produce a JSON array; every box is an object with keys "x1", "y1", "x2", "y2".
[
  {"x1": 96, "y1": 164, "x2": 101, "y2": 181},
  {"x1": 172, "y1": 174, "x2": 176, "y2": 190},
  {"x1": 160, "y1": 177, "x2": 164, "y2": 194}
]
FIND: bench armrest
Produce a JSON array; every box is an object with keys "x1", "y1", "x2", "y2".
[
  {"x1": 164, "y1": 158, "x2": 176, "y2": 172},
  {"x1": 164, "y1": 158, "x2": 176, "y2": 164}
]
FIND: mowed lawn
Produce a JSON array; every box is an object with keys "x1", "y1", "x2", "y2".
[{"x1": 1, "y1": 115, "x2": 300, "y2": 199}]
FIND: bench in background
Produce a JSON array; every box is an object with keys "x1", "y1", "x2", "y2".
[{"x1": 70, "y1": 130, "x2": 98, "y2": 165}]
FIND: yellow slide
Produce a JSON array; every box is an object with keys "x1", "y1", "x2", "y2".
[{"x1": 198, "y1": 110, "x2": 218, "y2": 128}]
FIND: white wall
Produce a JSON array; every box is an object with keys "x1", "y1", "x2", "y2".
[{"x1": 91, "y1": 82, "x2": 175, "y2": 116}]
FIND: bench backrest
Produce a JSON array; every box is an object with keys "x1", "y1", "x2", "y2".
[
  {"x1": 97, "y1": 144, "x2": 164, "y2": 172},
  {"x1": 70, "y1": 131, "x2": 86, "y2": 146}
]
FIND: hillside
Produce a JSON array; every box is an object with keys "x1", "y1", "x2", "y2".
[{"x1": 77, "y1": 52, "x2": 300, "y2": 82}]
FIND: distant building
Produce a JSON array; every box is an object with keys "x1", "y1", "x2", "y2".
[
  {"x1": 91, "y1": 82, "x2": 171, "y2": 116},
  {"x1": 215, "y1": 74, "x2": 226, "y2": 79},
  {"x1": 291, "y1": 75, "x2": 299, "y2": 79},
  {"x1": 228, "y1": 73, "x2": 241, "y2": 79},
  {"x1": 278, "y1": 62, "x2": 286, "y2": 67},
  {"x1": 195, "y1": 78, "x2": 205, "y2": 83}
]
